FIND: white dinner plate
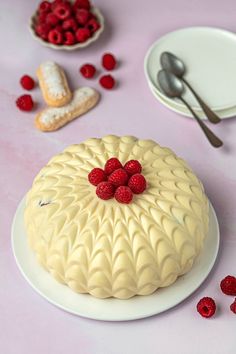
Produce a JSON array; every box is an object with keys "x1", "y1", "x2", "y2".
[
  {"x1": 149, "y1": 81, "x2": 236, "y2": 119},
  {"x1": 144, "y1": 26, "x2": 236, "y2": 114},
  {"x1": 12, "y1": 196, "x2": 220, "y2": 321}
]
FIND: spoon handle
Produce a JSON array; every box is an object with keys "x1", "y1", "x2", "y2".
[
  {"x1": 182, "y1": 78, "x2": 221, "y2": 124},
  {"x1": 179, "y1": 97, "x2": 223, "y2": 148}
]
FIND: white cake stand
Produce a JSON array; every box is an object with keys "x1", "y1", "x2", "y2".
[{"x1": 11, "y1": 196, "x2": 220, "y2": 321}]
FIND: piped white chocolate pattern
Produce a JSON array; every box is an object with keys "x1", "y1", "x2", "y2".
[{"x1": 24, "y1": 136, "x2": 209, "y2": 299}]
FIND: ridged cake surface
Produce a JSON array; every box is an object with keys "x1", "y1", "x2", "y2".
[{"x1": 24, "y1": 135, "x2": 209, "y2": 299}]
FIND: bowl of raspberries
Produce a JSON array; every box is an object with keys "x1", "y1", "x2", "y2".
[{"x1": 29, "y1": 0, "x2": 104, "y2": 50}]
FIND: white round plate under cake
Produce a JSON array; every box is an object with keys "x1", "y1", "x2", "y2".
[
  {"x1": 144, "y1": 27, "x2": 236, "y2": 119},
  {"x1": 12, "y1": 196, "x2": 220, "y2": 321}
]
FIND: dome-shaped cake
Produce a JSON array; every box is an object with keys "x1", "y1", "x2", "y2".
[{"x1": 24, "y1": 135, "x2": 209, "y2": 299}]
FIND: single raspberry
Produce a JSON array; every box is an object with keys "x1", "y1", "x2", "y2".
[
  {"x1": 64, "y1": 31, "x2": 76, "y2": 45},
  {"x1": 16, "y1": 94, "x2": 34, "y2": 112},
  {"x1": 45, "y1": 13, "x2": 60, "y2": 26},
  {"x1": 86, "y1": 18, "x2": 100, "y2": 33},
  {"x1": 220, "y1": 275, "x2": 236, "y2": 295},
  {"x1": 102, "y1": 53, "x2": 117, "y2": 71},
  {"x1": 196, "y1": 297, "x2": 216, "y2": 318},
  {"x1": 62, "y1": 18, "x2": 78, "y2": 32},
  {"x1": 128, "y1": 174, "x2": 147, "y2": 194},
  {"x1": 53, "y1": 2, "x2": 71, "y2": 20},
  {"x1": 37, "y1": 12, "x2": 48, "y2": 24},
  {"x1": 20, "y1": 75, "x2": 35, "y2": 91},
  {"x1": 108, "y1": 168, "x2": 128, "y2": 187},
  {"x1": 99, "y1": 75, "x2": 115, "y2": 90},
  {"x1": 230, "y1": 298, "x2": 236, "y2": 314},
  {"x1": 51, "y1": 0, "x2": 64, "y2": 11},
  {"x1": 48, "y1": 28, "x2": 63, "y2": 44},
  {"x1": 104, "y1": 157, "x2": 122, "y2": 175},
  {"x1": 76, "y1": 27, "x2": 91, "y2": 42},
  {"x1": 115, "y1": 186, "x2": 133, "y2": 204},
  {"x1": 88, "y1": 168, "x2": 107, "y2": 186},
  {"x1": 124, "y1": 160, "x2": 142, "y2": 175},
  {"x1": 35, "y1": 23, "x2": 51, "y2": 40},
  {"x1": 75, "y1": 9, "x2": 90, "y2": 25},
  {"x1": 80, "y1": 64, "x2": 96, "y2": 78},
  {"x1": 96, "y1": 182, "x2": 115, "y2": 200},
  {"x1": 73, "y1": 0, "x2": 90, "y2": 10},
  {"x1": 39, "y1": 1, "x2": 52, "y2": 13}
]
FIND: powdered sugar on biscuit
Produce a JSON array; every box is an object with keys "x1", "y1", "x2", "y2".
[{"x1": 40, "y1": 61, "x2": 67, "y2": 98}]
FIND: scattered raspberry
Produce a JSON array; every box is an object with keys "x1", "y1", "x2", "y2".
[
  {"x1": 124, "y1": 160, "x2": 142, "y2": 175},
  {"x1": 73, "y1": 0, "x2": 90, "y2": 10},
  {"x1": 88, "y1": 168, "x2": 107, "y2": 186},
  {"x1": 102, "y1": 53, "x2": 117, "y2": 71},
  {"x1": 46, "y1": 13, "x2": 60, "y2": 26},
  {"x1": 39, "y1": 1, "x2": 52, "y2": 13},
  {"x1": 64, "y1": 31, "x2": 76, "y2": 45},
  {"x1": 230, "y1": 298, "x2": 236, "y2": 314},
  {"x1": 196, "y1": 297, "x2": 216, "y2": 318},
  {"x1": 16, "y1": 94, "x2": 34, "y2": 112},
  {"x1": 35, "y1": 23, "x2": 51, "y2": 40},
  {"x1": 76, "y1": 9, "x2": 90, "y2": 25},
  {"x1": 86, "y1": 18, "x2": 100, "y2": 33},
  {"x1": 96, "y1": 182, "x2": 115, "y2": 200},
  {"x1": 48, "y1": 28, "x2": 63, "y2": 44},
  {"x1": 128, "y1": 174, "x2": 146, "y2": 194},
  {"x1": 80, "y1": 64, "x2": 96, "y2": 78},
  {"x1": 115, "y1": 186, "x2": 133, "y2": 204},
  {"x1": 53, "y1": 2, "x2": 71, "y2": 20},
  {"x1": 20, "y1": 75, "x2": 35, "y2": 91},
  {"x1": 99, "y1": 75, "x2": 115, "y2": 89},
  {"x1": 104, "y1": 157, "x2": 122, "y2": 175},
  {"x1": 62, "y1": 18, "x2": 78, "y2": 32},
  {"x1": 108, "y1": 168, "x2": 128, "y2": 187},
  {"x1": 220, "y1": 275, "x2": 236, "y2": 295},
  {"x1": 76, "y1": 27, "x2": 91, "y2": 42}
]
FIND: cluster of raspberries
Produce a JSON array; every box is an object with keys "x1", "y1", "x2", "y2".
[
  {"x1": 88, "y1": 158, "x2": 147, "y2": 204},
  {"x1": 197, "y1": 275, "x2": 236, "y2": 318},
  {"x1": 34, "y1": 0, "x2": 100, "y2": 45}
]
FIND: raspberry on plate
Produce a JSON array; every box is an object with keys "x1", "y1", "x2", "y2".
[
  {"x1": 35, "y1": 23, "x2": 51, "y2": 40},
  {"x1": 16, "y1": 94, "x2": 34, "y2": 112},
  {"x1": 76, "y1": 28, "x2": 91, "y2": 42},
  {"x1": 115, "y1": 186, "x2": 133, "y2": 204},
  {"x1": 104, "y1": 157, "x2": 122, "y2": 175},
  {"x1": 124, "y1": 160, "x2": 142, "y2": 175},
  {"x1": 20, "y1": 75, "x2": 35, "y2": 91},
  {"x1": 99, "y1": 75, "x2": 115, "y2": 89},
  {"x1": 96, "y1": 181, "x2": 115, "y2": 200},
  {"x1": 45, "y1": 13, "x2": 60, "y2": 26},
  {"x1": 73, "y1": 0, "x2": 90, "y2": 10},
  {"x1": 53, "y1": 2, "x2": 71, "y2": 20},
  {"x1": 48, "y1": 28, "x2": 63, "y2": 44},
  {"x1": 128, "y1": 174, "x2": 146, "y2": 194},
  {"x1": 196, "y1": 297, "x2": 216, "y2": 318},
  {"x1": 62, "y1": 18, "x2": 78, "y2": 32},
  {"x1": 220, "y1": 275, "x2": 236, "y2": 295},
  {"x1": 86, "y1": 18, "x2": 100, "y2": 33},
  {"x1": 39, "y1": 1, "x2": 52, "y2": 13},
  {"x1": 230, "y1": 298, "x2": 236, "y2": 314},
  {"x1": 102, "y1": 53, "x2": 117, "y2": 70},
  {"x1": 88, "y1": 168, "x2": 107, "y2": 186},
  {"x1": 64, "y1": 31, "x2": 76, "y2": 45},
  {"x1": 108, "y1": 168, "x2": 129, "y2": 187},
  {"x1": 80, "y1": 64, "x2": 96, "y2": 78},
  {"x1": 75, "y1": 9, "x2": 90, "y2": 25}
]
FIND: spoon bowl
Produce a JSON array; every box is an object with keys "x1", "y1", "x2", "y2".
[{"x1": 160, "y1": 52, "x2": 186, "y2": 77}]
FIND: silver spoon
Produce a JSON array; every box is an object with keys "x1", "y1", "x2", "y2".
[
  {"x1": 157, "y1": 70, "x2": 223, "y2": 148},
  {"x1": 160, "y1": 52, "x2": 221, "y2": 124}
]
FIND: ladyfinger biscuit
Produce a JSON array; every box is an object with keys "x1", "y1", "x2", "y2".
[
  {"x1": 37, "y1": 61, "x2": 72, "y2": 107},
  {"x1": 35, "y1": 87, "x2": 99, "y2": 132}
]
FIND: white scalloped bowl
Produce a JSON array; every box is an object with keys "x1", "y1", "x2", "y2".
[{"x1": 29, "y1": 7, "x2": 104, "y2": 51}]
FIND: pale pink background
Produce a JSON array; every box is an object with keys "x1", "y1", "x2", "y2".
[{"x1": 1, "y1": 0, "x2": 236, "y2": 353}]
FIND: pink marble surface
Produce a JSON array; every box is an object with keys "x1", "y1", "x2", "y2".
[{"x1": 1, "y1": 0, "x2": 236, "y2": 353}]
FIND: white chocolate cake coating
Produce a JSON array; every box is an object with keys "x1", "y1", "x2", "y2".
[{"x1": 24, "y1": 136, "x2": 209, "y2": 299}]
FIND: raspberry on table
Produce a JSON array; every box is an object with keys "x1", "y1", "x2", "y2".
[
  {"x1": 220, "y1": 275, "x2": 236, "y2": 295},
  {"x1": 196, "y1": 297, "x2": 216, "y2": 318},
  {"x1": 88, "y1": 168, "x2": 107, "y2": 186},
  {"x1": 115, "y1": 186, "x2": 133, "y2": 204},
  {"x1": 128, "y1": 174, "x2": 147, "y2": 194},
  {"x1": 48, "y1": 28, "x2": 63, "y2": 44},
  {"x1": 102, "y1": 53, "x2": 117, "y2": 70},
  {"x1": 230, "y1": 298, "x2": 236, "y2": 314},
  {"x1": 99, "y1": 75, "x2": 115, "y2": 90},
  {"x1": 64, "y1": 31, "x2": 76, "y2": 45},
  {"x1": 80, "y1": 64, "x2": 96, "y2": 78},
  {"x1": 76, "y1": 28, "x2": 91, "y2": 42},
  {"x1": 96, "y1": 181, "x2": 115, "y2": 200},
  {"x1": 124, "y1": 160, "x2": 142, "y2": 175},
  {"x1": 108, "y1": 168, "x2": 129, "y2": 187},
  {"x1": 16, "y1": 94, "x2": 34, "y2": 112},
  {"x1": 20, "y1": 75, "x2": 35, "y2": 91},
  {"x1": 104, "y1": 158, "x2": 122, "y2": 175}
]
